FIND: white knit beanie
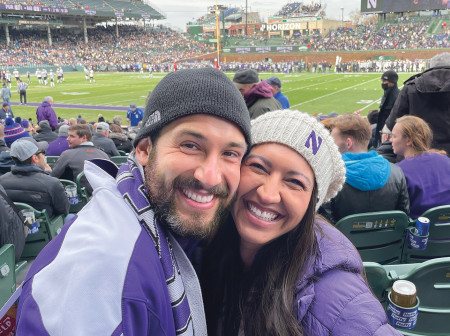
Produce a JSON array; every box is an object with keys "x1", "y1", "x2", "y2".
[{"x1": 251, "y1": 110, "x2": 346, "y2": 209}]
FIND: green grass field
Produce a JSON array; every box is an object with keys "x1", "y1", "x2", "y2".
[{"x1": 11, "y1": 71, "x2": 413, "y2": 123}]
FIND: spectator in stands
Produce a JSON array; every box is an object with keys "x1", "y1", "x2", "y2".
[
  {"x1": 16, "y1": 68, "x2": 250, "y2": 335},
  {"x1": 320, "y1": 114, "x2": 409, "y2": 223},
  {"x1": 202, "y1": 110, "x2": 401, "y2": 336},
  {"x1": 46, "y1": 125, "x2": 70, "y2": 156},
  {"x1": 265, "y1": 76, "x2": 290, "y2": 109},
  {"x1": 0, "y1": 102, "x2": 11, "y2": 120},
  {"x1": 0, "y1": 138, "x2": 69, "y2": 219},
  {"x1": 0, "y1": 124, "x2": 7, "y2": 152},
  {"x1": 126, "y1": 103, "x2": 144, "y2": 127},
  {"x1": 34, "y1": 120, "x2": 58, "y2": 144},
  {"x1": 3, "y1": 117, "x2": 30, "y2": 148},
  {"x1": 112, "y1": 115, "x2": 123, "y2": 127},
  {"x1": 36, "y1": 96, "x2": 58, "y2": 131},
  {"x1": 20, "y1": 119, "x2": 35, "y2": 136},
  {"x1": 386, "y1": 52, "x2": 450, "y2": 155},
  {"x1": 68, "y1": 118, "x2": 77, "y2": 126},
  {"x1": 92, "y1": 122, "x2": 120, "y2": 157},
  {"x1": 0, "y1": 184, "x2": 26, "y2": 263},
  {"x1": 376, "y1": 125, "x2": 398, "y2": 163},
  {"x1": 50, "y1": 124, "x2": 109, "y2": 195},
  {"x1": 367, "y1": 109, "x2": 379, "y2": 149},
  {"x1": 109, "y1": 123, "x2": 132, "y2": 153},
  {"x1": 233, "y1": 69, "x2": 281, "y2": 119},
  {"x1": 392, "y1": 116, "x2": 450, "y2": 219},
  {"x1": 375, "y1": 70, "x2": 400, "y2": 147},
  {"x1": 0, "y1": 84, "x2": 12, "y2": 117}
]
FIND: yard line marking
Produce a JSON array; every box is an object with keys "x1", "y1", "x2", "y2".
[{"x1": 291, "y1": 77, "x2": 380, "y2": 108}]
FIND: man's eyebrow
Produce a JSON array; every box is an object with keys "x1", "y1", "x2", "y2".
[{"x1": 178, "y1": 130, "x2": 247, "y2": 150}]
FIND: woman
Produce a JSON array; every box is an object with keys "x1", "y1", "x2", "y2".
[
  {"x1": 202, "y1": 110, "x2": 401, "y2": 336},
  {"x1": 109, "y1": 123, "x2": 133, "y2": 153},
  {"x1": 391, "y1": 115, "x2": 450, "y2": 219}
]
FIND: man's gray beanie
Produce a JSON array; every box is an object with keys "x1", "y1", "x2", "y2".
[{"x1": 133, "y1": 68, "x2": 251, "y2": 147}]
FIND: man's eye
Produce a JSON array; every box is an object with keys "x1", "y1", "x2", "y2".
[{"x1": 181, "y1": 143, "x2": 199, "y2": 150}]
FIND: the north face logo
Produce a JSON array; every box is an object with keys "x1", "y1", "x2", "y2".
[
  {"x1": 144, "y1": 110, "x2": 161, "y2": 128},
  {"x1": 304, "y1": 130, "x2": 322, "y2": 155}
]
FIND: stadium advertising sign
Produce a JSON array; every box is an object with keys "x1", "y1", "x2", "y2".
[
  {"x1": 223, "y1": 46, "x2": 308, "y2": 54},
  {"x1": 0, "y1": 4, "x2": 69, "y2": 13},
  {"x1": 85, "y1": 10, "x2": 97, "y2": 15},
  {"x1": 361, "y1": 0, "x2": 448, "y2": 14},
  {"x1": 261, "y1": 22, "x2": 303, "y2": 31},
  {"x1": 142, "y1": 14, "x2": 150, "y2": 19},
  {"x1": 115, "y1": 12, "x2": 124, "y2": 17}
]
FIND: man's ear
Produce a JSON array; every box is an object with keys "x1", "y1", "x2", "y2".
[
  {"x1": 346, "y1": 137, "x2": 354, "y2": 150},
  {"x1": 135, "y1": 137, "x2": 152, "y2": 166}
]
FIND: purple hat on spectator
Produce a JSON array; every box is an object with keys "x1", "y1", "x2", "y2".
[{"x1": 21, "y1": 119, "x2": 29, "y2": 129}]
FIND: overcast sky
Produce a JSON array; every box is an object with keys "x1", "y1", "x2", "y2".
[{"x1": 151, "y1": 0, "x2": 361, "y2": 30}]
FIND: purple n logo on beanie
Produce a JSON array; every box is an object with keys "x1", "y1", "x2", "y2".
[{"x1": 305, "y1": 130, "x2": 322, "y2": 155}]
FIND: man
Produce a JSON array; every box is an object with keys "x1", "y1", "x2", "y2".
[
  {"x1": 126, "y1": 102, "x2": 144, "y2": 127},
  {"x1": 49, "y1": 69, "x2": 55, "y2": 88},
  {"x1": 319, "y1": 114, "x2": 409, "y2": 223},
  {"x1": 34, "y1": 120, "x2": 58, "y2": 143},
  {"x1": 0, "y1": 138, "x2": 69, "y2": 219},
  {"x1": 385, "y1": 52, "x2": 450, "y2": 154},
  {"x1": 0, "y1": 124, "x2": 7, "y2": 152},
  {"x1": 0, "y1": 83, "x2": 12, "y2": 116},
  {"x1": 376, "y1": 125, "x2": 399, "y2": 163},
  {"x1": 374, "y1": 70, "x2": 400, "y2": 148},
  {"x1": 46, "y1": 125, "x2": 70, "y2": 156},
  {"x1": 0, "y1": 102, "x2": 12, "y2": 120},
  {"x1": 36, "y1": 96, "x2": 58, "y2": 131},
  {"x1": 92, "y1": 122, "x2": 120, "y2": 157},
  {"x1": 17, "y1": 79, "x2": 28, "y2": 105},
  {"x1": 50, "y1": 124, "x2": 109, "y2": 195},
  {"x1": 265, "y1": 76, "x2": 290, "y2": 109},
  {"x1": 233, "y1": 69, "x2": 281, "y2": 119},
  {"x1": 16, "y1": 68, "x2": 251, "y2": 335},
  {"x1": 36, "y1": 68, "x2": 42, "y2": 84},
  {"x1": 42, "y1": 69, "x2": 48, "y2": 86}
]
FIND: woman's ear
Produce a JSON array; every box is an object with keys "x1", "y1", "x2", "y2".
[{"x1": 135, "y1": 137, "x2": 152, "y2": 166}]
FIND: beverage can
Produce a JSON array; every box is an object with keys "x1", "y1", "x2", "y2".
[
  {"x1": 415, "y1": 217, "x2": 430, "y2": 236},
  {"x1": 391, "y1": 280, "x2": 417, "y2": 308}
]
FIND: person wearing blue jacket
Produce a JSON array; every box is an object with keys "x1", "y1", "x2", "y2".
[
  {"x1": 320, "y1": 113, "x2": 409, "y2": 224},
  {"x1": 126, "y1": 102, "x2": 144, "y2": 127},
  {"x1": 266, "y1": 76, "x2": 290, "y2": 109}
]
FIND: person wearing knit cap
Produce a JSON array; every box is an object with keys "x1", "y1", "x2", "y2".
[
  {"x1": 46, "y1": 125, "x2": 70, "y2": 156},
  {"x1": 374, "y1": 70, "x2": 400, "y2": 147},
  {"x1": 203, "y1": 110, "x2": 402, "y2": 336},
  {"x1": 233, "y1": 69, "x2": 281, "y2": 120},
  {"x1": 34, "y1": 120, "x2": 58, "y2": 143},
  {"x1": 3, "y1": 117, "x2": 30, "y2": 147},
  {"x1": 17, "y1": 67, "x2": 251, "y2": 336}
]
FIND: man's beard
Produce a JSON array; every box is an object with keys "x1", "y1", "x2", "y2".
[{"x1": 144, "y1": 146, "x2": 234, "y2": 238}]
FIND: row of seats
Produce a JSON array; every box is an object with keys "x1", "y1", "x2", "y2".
[
  {"x1": 335, "y1": 205, "x2": 450, "y2": 264},
  {"x1": 364, "y1": 257, "x2": 450, "y2": 335}
]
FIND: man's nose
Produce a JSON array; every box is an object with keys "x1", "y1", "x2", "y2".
[{"x1": 193, "y1": 156, "x2": 222, "y2": 189}]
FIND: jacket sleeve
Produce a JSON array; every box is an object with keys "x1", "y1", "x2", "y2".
[
  {"x1": 396, "y1": 170, "x2": 410, "y2": 216},
  {"x1": 51, "y1": 154, "x2": 68, "y2": 179},
  {"x1": 51, "y1": 179, "x2": 70, "y2": 216},
  {"x1": 110, "y1": 143, "x2": 120, "y2": 157},
  {"x1": 48, "y1": 108, "x2": 58, "y2": 130},
  {"x1": 385, "y1": 86, "x2": 409, "y2": 131}
]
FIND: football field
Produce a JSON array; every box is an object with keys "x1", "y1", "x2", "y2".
[{"x1": 11, "y1": 71, "x2": 413, "y2": 123}]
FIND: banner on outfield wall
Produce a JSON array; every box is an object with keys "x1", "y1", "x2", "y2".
[
  {"x1": 115, "y1": 12, "x2": 124, "y2": 17},
  {"x1": 361, "y1": 0, "x2": 448, "y2": 14},
  {"x1": 0, "y1": 4, "x2": 69, "y2": 13},
  {"x1": 223, "y1": 45, "x2": 308, "y2": 54}
]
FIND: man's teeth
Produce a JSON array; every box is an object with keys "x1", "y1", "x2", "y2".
[
  {"x1": 248, "y1": 202, "x2": 278, "y2": 221},
  {"x1": 183, "y1": 189, "x2": 214, "y2": 203}
]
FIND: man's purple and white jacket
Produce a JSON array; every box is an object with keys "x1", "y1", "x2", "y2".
[{"x1": 15, "y1": 158, "x2": 207, "y2": 336}]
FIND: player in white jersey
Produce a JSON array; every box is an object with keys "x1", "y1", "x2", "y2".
[
  {"x1": 84, "y1": 67, "x2": 89, "y2": 80},
  {"x1": 13, "y1": 69, "x2": 19, "y2": 82},
  {"x1": 56, "y1": 68, "x2": 62, "y2": 84},
  {"x1": 42, "y1": 69, "x2": 48, "y2": 85},
  {"x1": 89, "y1": 68, "x2": 95, "y2": 83},
  {"x1": 36, "y1": 69, "x2": 42, "y2": 84},
  {"x1": 5, "y1": 71, "x2": 11, "y2": 88},
  {"x1": 61, "y1": 68, "x2": 64, "y2": 82},
  {"x1": 49, "y1": 70, "x2": 55, "y2": 87}
]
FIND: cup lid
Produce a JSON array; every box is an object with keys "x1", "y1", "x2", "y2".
[{"x1": 393, "y1": 280, "x2": 416, "y2": 295}]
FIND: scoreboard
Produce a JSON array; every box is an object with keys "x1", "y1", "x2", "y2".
[{"x1": 361, "y1": 0, "x2": 448, "y2": 14}]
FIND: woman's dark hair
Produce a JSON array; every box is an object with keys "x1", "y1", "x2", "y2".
[{"x1": 202, "y1": 184, "x2": 318, "y2": 336}]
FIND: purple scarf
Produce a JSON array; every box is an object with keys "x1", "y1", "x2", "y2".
[{"x1": 116, "y1": 156, "x2": 194, "y2": 335}]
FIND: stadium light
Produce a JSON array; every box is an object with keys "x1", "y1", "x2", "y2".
[{"x1": 341, "y1": 7, "x2": 344, "y2": 26}]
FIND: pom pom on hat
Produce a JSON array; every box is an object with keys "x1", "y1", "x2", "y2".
[
  {"x1": 5, "y1": 117, "x2": 14, "y2": 126},
  {"x1": 251, "y1": 110, "x2": 346, "y2": 209}
]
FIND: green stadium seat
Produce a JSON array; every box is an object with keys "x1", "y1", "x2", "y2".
[
  {"x1": 117, "y1": 150, "x2": 127, "y2": 157},
  {"x1": 335, "y1": 211, "x2": 410, "y2": 264},
  {"x1": 405, "y1": 205, "x2": 450, "y2": 263},
  {"x1": 75, "y1": 171, "x2": 91, "y2": 202},
  {"x1": 45, "y1": 156, "x2": 59, "y2": 169},
  {"x1": 0, "y1": 244, "x2": 17, "y2": 308},
  {"x1": 15, "y1": 203, "x2": 64, "y2": 259},
  {"x1": 110, "y1": 156, "x2": 128, "y2": 167},
  {"x1": 364, "y1": 257, "x2": 450, "y2": 336},
  {"x1": 59, "y1": 179, "x2": 87, "y2": 213}
]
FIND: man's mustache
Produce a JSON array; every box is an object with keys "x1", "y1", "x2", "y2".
[{"x1": 172, "y1": 175, "x2": 229, "y2": 199}]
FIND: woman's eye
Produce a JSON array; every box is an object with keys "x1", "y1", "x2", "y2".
[
  {"x1": 249, "y1": 162, "x2": 265, "y2": 171},
  {"x1": 288, "y1": 179, "x2": 306, "y2": 189}
]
